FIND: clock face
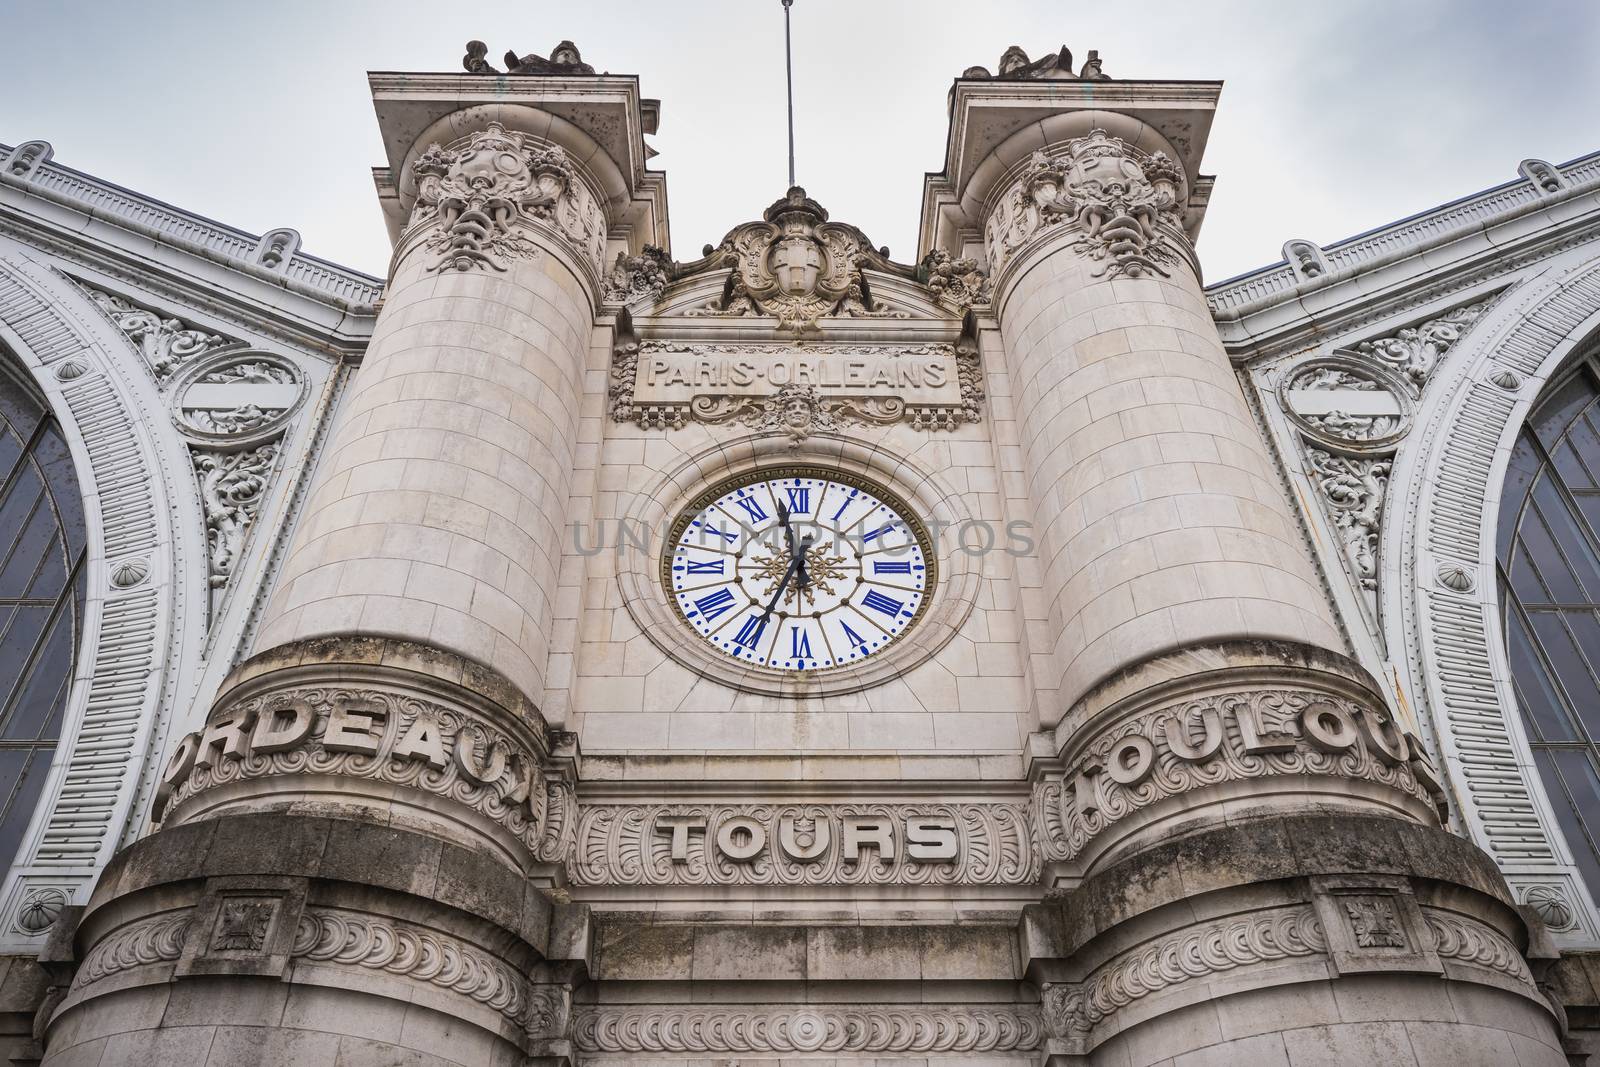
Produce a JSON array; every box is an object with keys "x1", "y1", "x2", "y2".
[{"x1": 664, "y1": 468, "x2": 935, "y2": 672}]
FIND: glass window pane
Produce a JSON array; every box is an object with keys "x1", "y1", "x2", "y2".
[
  {"x1": 1507, "y1": 608, "x2": 1577, "y2": 741},
  {"x1": 1499, "y1": 432, "x2": 1545, "y2": 563},
  {"x1": 1510, "y1": 540, "x2": 1557, "y2": 606},
  {"x1": 0, "y1": 748, "x2": 51, "y2": 876},
  {"x1": 1529, "y1": 612, "x2": 1600, "y2": 721},
  {"x1": 1539, "y1": 749, "x2": 1600, "y2": 908},
  {"x1": 0, "y1": 492, "x2": 55, "y2": 598},
  {"x1": 1533, "y1": 373, "x2": 1599, "y2": 449},
  {"x1": 0, "y1": 606, "x2": 50, "y2": 716},
  {"x1": 1520, "y1": 498, "x2": 1586, "y2": 603},
  {"x1": 3, "y1": 607, "x2": 73, "y2": 741},
  {"x1": 34, "y1": 425, "x2": 84, "y2": 558},
  {"x1": 1532, "y1": 476, "x2": 1600, "y2": 600}
]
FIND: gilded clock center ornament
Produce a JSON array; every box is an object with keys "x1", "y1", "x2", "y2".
[{"x1": 664, "y1": 468, "x2": 935, "y2": 671}]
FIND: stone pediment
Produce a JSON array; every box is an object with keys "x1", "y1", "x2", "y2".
[{"x1": 602, "y1": 186, "x2": 992, "y2": 329}]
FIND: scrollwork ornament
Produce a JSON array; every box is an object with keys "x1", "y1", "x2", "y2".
[
  {"x1": 1346, "y1": 298, "x2": 1496, "y2": 390},
  {"x1": 1423, "y1": 910, "x2": 1536, "y2": 987},
  {"x1": 192, "y1": 442, "x2": 279, "y2": 595},
  {"x1": 572, "y1": 1004, "x2": 1043, "y2": 1054},
  {"x1": 602, "y1": 244, "x2": 673, "y2": 305},
  {"x1": 1044, "y1": 908, "x2": 1327, "y2": 1036},
  {"x1": 81, "y1": 285, "x2": 229, "y2": 380},
  {"x1": 1306, "y1": 447, "x2": 1390, "y2": 596},
  {"x1": 409, "y1": 122, "x2": 604, "y2": 275},
  {"x1": 72, "y1": 911, "x2": 193, "y2": 989},
  {"x1": 293, "y1": 909, "x2": 542, "y2": 1029},
  {"x1": 985, "y1": 129, "x2": 1190, "y2": 281}
]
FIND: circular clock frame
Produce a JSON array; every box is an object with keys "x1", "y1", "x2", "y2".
[
  {"x1": 615, "y1": 436, "x2": 981, "y2": 698},
  {"x1": 661, "y1": 465, "x2": 938, "y2": 673}
]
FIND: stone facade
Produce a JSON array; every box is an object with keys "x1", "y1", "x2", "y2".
[{"x1": 0, "y1": 35, "x2": 1597, "y2": 1067}]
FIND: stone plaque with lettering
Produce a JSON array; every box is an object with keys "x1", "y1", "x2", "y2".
[{"x1": 609, "y1": 340, "x2": 983, "y2": 437}]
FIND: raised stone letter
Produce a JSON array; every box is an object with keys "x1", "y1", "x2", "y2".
[
  {"x1": 393, "y1": 712, "x2": 449, "y2": 769},
  {"x1": 1356, "y1": 708, "x2": 1410, "y2": 765},
  {"x1": 1105, "y1": 735, "x2": 1156, "y2": 785},
  {"x1": 842, "y1": 816, "x2": 896, "y2": 863},
  {"x1": 1233, "y1": 704, "x2": 1297, "y2": 755},
  {"x1": 905, "y1": 817, "x2": 959, "y2": 861},
  {"x1": 657, "y1": 815, "x2": 707, "y2": 863},
  {"x1": 778, "y1": 815, "x2": 832, "y2": 860},
  {"x1": 716, "y1": 815, "x2": 767, "y2": 861},
  {"x1": 323, "y1": 700, "x2": 386, "y2": 755},
  {"x1": 1300, "y1": 702, "x2": 1359, "y2": 753},
  {"x1": 1163, "y1": 705, "x2": 1224, "y2": 761},
  {"x1": 250, "y1": 699, "x2": 314, "y2": 754},
  {"x1": 153, "y1": 731, "x2": 201, "y2": 819},
  {"x1": 194, "y1": 708, "x2": 255, "y2": 769},
  {"x1": 453, "y1": 724, "x2": 509, "y2": 784}
]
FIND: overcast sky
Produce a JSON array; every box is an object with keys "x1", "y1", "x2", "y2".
[{"x1": 2, "y1": 0, "x2": 1597, "y2": 284}]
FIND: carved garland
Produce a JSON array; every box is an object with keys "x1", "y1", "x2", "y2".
[
  {"x1": 1033, "y1": 688, "x2": 1440, "y2": 864},
  {"x1": 573, "y1": 1005, "x2": 1043, "y2": 1054},
  {"x1": 568, "y1": 801, "x2": 1037, "y2": 887}
]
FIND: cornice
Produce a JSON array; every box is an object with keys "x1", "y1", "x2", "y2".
[{"x1": 1208, "y1": 150, "x2": 1600, "y2": 358}]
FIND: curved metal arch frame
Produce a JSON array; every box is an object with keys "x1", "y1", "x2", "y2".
[
  {"x1": 1384, "y1": 247, "x2": 1600, "y2": 945},
  {"x1": 0, "y1": 248, "x2": 200, "y2": 951}
]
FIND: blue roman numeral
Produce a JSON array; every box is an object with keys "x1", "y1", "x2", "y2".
[
  {"x1": 733, "y1": 496, "x2": 768, "y2": 524},
  {"x1": 862, "y1": 589, "x2": 905, "y2": 617},
  {"x1": 733, "y1": 614, "x2": 767, "y2": 649},
  {"x1": 785, "y1": 487, "x2": 811, "y2": 513},
  {"x1": 841, "y1": 621, "x2": 869, "y2": 651},
  {"x1": 789, "y1": 627, "x2": 812, "y2": 659},
  {"x1": 693, "y1": 588, "x2": 736, "y2": 620},
  {"x1": 861, "y1": 523, "x2": 896, "y2": 542},
  {"x1": 684, "y1": 558, "x2": 725, "y2": 574},
  {"x1": 831, "y1": 495, "x2": 854, "y2": 521},
  {"x1": 872, "y1": 560, "x2": 913, "y2": 574}
]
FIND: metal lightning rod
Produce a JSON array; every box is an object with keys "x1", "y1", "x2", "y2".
[{"x1": 782, "y1": 0, "x2": 796, "y2": 188}]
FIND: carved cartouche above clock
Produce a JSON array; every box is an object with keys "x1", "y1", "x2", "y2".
[{"x1": 653, "y1": 186, "x2": 989, "y2": 329}]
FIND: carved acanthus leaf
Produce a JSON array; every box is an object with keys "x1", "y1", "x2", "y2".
[
  {"x1": 1344, "y1": 298, "x2": 1496, "y2": 390},
  {"x1": 81, "y1": 285, "x2": 230, "y2": 381},
  {"x1": 1306, "y1": 447, "x2": 1390, "y2": 597},
  {"x1": 602, "y1": 244, "x2": 673, "y2": 305},
  {"x1": 192, "y1": 442, "x2": 278, "y2": 598}
]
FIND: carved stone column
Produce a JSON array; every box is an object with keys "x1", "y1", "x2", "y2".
[
  {"x1": 254, "y1": 116, "x2": 609, "y2": 701},
  {"x1": 923, "y1": 79, "x2": 1572, "y2": 1064},
  {"x1": 982, "y1": 123, "x2": 1343, "y2": 713},
  {"x1": 35, "y1": 73, "x2": 664, "y2": 1066}
]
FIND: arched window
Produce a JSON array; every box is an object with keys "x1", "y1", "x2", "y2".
[
  {"x1": 1500, "y1": 359, "x2": 1600, "y2": 903},
  {"x1": 0, "y1": 354, "x2": 86, "y2": 877}
]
